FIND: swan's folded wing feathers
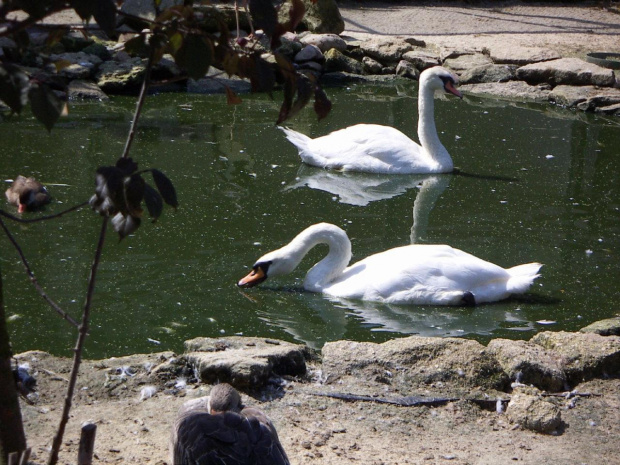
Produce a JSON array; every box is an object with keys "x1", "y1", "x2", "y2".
[{"x1": 306, "y1": 125, "x2": 423, "y2": 172}]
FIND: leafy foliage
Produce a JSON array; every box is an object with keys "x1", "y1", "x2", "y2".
[
  {"x1": 27, "y1": 82, "x2": 66, "y2": 132},
  {"x1": 89, "y1": 158, "x2": 177, "y2": 240},
  {"x1": 0, "y1": 0, "x2": 331, "y2": 130}
]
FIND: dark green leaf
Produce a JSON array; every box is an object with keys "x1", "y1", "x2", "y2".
[
  {"x1": 116, "y1": 157, "x2": 139, "y2": 176},
  {"x1": 8, "y1": 0, "x2": 54, "y2": 19},
  {"x1": 124, "y1": 36, "x2": 150, "y2": 58},
  {"x1": 143, "y1": 184, "x2": 163, "y2": 220},
  {"x1": 28, "y1": 83, "x2": 66, "y2": 132},
  {"x1": 287, "y1": 0, "x2": 306, "y2": 31},
  {"x1": 123, "y1": 174, "x2": 145, "y2": 217},
  {"x1": 0, "y1": 64, "x2": 29, "y2": 114},
  {"x1": 276, "y1": 77, "x2": 294, "y2": 124},
  {"x1": 46, "y1": 27, "x2": 69, "y2": 47},
  {"x1": 249, "y1": 0, "x2": 278, "y2": 37},
  {"x1": 175, "y1": 34, "x2": 213, "y2": 80},
  {"x1": 314, "y1": 86, "x2": 332, "y2": 121},
  {"x1": 249, "y1": 54, "x2": 275, "y2": 93},
  {"x1": 69, "y1": 0, "x2": 95, "y2": 20},
  {"x1": 93, "y1": 0, "x2": 117, "y2": 39},
  {"x1": 222, "y1": 51, "x2": 240, "y2": 77},
  {"x1": 225, "y1": 86, "x2": 243, "y2": 105},
  {"x1": 151, "y1": 169, "x2": 178, "y2": 209},
  {"x1": 286, "y1": 74, "x2": 313, "y2": 121},
  {"x1": 274, "y1": 54, "x2": 296, "y2": 124}
]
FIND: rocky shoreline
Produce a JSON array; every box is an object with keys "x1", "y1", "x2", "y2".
[
  {"x1": 15, "y1": 315, "x2": 620, "y2": 464},
  {"x1": 3, "y1": 2, "x2": 620, "y2": 115}
]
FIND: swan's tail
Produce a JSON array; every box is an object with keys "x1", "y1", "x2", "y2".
[
  {"x1": 506, "y1": 262, "x2": 543, "y2": 294},
  {"x1": 278, "y1": 126, "x2": 312, "y2": 153}
]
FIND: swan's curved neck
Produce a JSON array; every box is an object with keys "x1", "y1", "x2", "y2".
[
  {"x1": 417, "y1": 84, "x2": 453, "y2": 170},
  {"x1": 283, "y1": 224, "x2": 352, "y2": 292}
]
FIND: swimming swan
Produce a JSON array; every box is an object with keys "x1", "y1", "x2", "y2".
[
  {"x1": 170, "y1": 383, "x2": 290, "y2": 464},
  {"x1": 238, "y1": 223, "x2": 542, "y2": 306},
  {"x1": 278, "y1": 66, "x2": 462, "y2": 174}
]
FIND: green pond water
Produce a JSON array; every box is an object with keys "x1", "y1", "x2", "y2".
[{"x1": 1, "y1": 82, "x2": 619, "y2": 359}]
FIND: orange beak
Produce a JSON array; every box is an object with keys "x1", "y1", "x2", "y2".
[
  {"x1": 237, "y1": 266, "x2": 266, "y2": 288},
  {"x1": 445, "y1": 80, "x2": 462, "y2": 99}
]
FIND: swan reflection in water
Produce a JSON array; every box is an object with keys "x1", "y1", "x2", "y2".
[
  {"x1": 243, "y1": 288, "x2": 535, "y2": 348},
  {"x1": 284, "y1": 165, "x2": 451, "y2": 243}
]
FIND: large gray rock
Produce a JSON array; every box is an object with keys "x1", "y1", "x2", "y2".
[
  {"x1": 295, "y1": 44, "x2": 324, "y2": 63},
  {"x1": 51, "y1": 52, "x2": 103, "y2": 80},
  {"x1": 321, "y1": 336, "x2": 509, "y2": 393},
  {"x1": 188, "y1": 67, "x2": 251, "y2": 94},
  {"x1": 460, "y1": 81, "x2": 551, "y2": 102},
  {"x1": 530, "y1": 331, "x2": 620, "y2": 385},
  {"x1": 549, "y1": 85, "x2": 620, "y2": 111},
  {"x1": 402, "y1": 50, "x2": 440, "y2": 71},
  {"x1": 324, "y1": 48, "x2": 364, "y2": 74},
  {"x1": 67, "y1": 80, "x2": 109, "y2": 101},
  {"x1": 517, "y1": 58, "x2": 616, "y2": 87},
  {"x1": 486, "y1": 339, "x2": 566, "y2": 392},
  {"x1": 96, "y1": 58, "x2": 146, "y2": 94},
  {"x1": 459, "y1": 64, "x2": 517, "y2": 85},
  {"x1": 360, "y1": 38, "x2": 415, "y2": 65},
  {"x1": 580, "y1": 317, "x2": 620, "y2": 337},
  {"x1": 439, "y1": 47, "x2": 482, "y2": 62},
  {"x1": 280, "y1": 0, "x2": 344, "y2": 34},
  {"x1": 321, "y1": 72, "x2": 402, "y2": 86},
  {"x1": 443, "y1": 53, "x2": 493, "y2": 72},
  {"x1": 182, "y1": 336, "x2": 313, "y2": 390},
  {"x1": 362, "y1": 56, "x2": 383, "y2": 74},
  {"x1": 300, "y1": 33, "x2": 346, "y2": 53},
  {"x1": 576, "y1": 88, "x2": 620, "y2": 112},
  {"x1": 120, "y1": 0, "x2": 183, "y2": 22},
  {"x1": 595, "y1": 102, "x2": 620, "y2": 115},
  {"x1": 506, "y1": 389, "x2": 562, "y2": 433},
  {"x1": 549, "y1": 85, "x2": 602, "y2": 107},
  {"x1": 276, "y1": 32, "x2": 303, "y2": 60},
  {"x1": 490, "y1": 46, "x2": 561, "y2": 66},
  {"x1": 395, "y1": 60, "x2": 419, "y2": 80}
]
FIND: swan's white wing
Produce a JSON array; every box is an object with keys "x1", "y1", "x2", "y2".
[
  {"x1": 324, "y1": 245, "x2": 512, "y2": 305},
  {"x1": 303, "y1": 124, "x2": 429, "y2": 173}
]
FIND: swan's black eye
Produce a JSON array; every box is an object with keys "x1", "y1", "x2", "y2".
[
  {"x1": 254, "y1": 261, "x2": 272, "y2": 276},
  {"x1": 439, "y1": 75, "x2": 454, "y2": 86}
]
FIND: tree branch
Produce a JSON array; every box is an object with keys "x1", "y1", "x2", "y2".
[
  {"x1": 0, "y1": 201, "x2": 89, "y2": 224},
  {"x1": 121, "y1": 46, "x2": 155, "y2": 159},
  {"x1": 47, "y1": 217, "x2": 107, "y2": 465},
  {"x1": 0, "y1": 217, "x2": 79, "y2": 328}
]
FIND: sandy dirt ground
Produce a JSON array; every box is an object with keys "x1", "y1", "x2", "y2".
[
  {"x1": 10, "y1": 2, "x2": 620, "y2": 465},
  {"x1": 338, "y1": 1, "x2": 620, "y2": 57},
  {"x1": 15, "y1": 348, "x2": 620, "y2": 465}
]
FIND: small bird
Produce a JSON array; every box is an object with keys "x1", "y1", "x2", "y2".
[
  {"x1": 5, "y1": 175, "x2": 51, "y2": 213},
  {"x1": 170, "y1": 383, "x2": 290, "y2": 465}
]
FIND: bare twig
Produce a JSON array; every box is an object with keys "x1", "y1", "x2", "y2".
[
  {"x1": 0, "y1": 217, "x2": 79, "y2": 328},
  {"x1": 121, "y1": 46, "x2": 155, "y2": 159},
  {"x1": 47, "y1": 217, "x2": 108, "y2": 465},
  {"x1": 0, "y1": 201, "x2": 89, "y2": 224}
]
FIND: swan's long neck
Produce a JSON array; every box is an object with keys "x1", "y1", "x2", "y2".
[
  {"x1": 417, "y1": 84, "x2": 453, "y2": 171},
  {"x1": 281, "y1": 224, "x2": 352, "y2": 292}
]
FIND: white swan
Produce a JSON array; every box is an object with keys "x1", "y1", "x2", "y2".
[
  {"x1": 278, "y1": 66, "x2": 462, "y2": 174},
  {"x1": 238, "y1": 223, "x2": 542, "y2": 306}
]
